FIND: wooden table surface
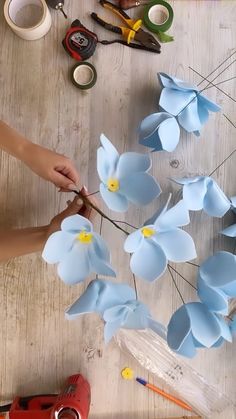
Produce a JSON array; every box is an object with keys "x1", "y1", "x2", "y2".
[{"x1": 0, "y1": 1, "x2": 235, "y2": 418}]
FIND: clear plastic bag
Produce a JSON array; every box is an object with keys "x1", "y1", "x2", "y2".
[{"x1": 115, "y1": 329, "x2": 235, "y2": 418}]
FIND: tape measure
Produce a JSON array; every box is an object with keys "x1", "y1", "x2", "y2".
[{"x1": 62, "y1": 19, "x2": 98, "y2": 61}]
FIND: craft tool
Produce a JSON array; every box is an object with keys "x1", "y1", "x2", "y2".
[
  {"x1": 71, "y1": 62, "x2": 97, "y2": 90},
  {"x1": 0, "y1": 374, "x2": 90, "y2": 419},
  {"x1": 4, "y1": 0, "x2": 52, "y2": 40},
  {"x1": 46, "y1": 0, "x2": 67, "y2": 18},
  {"x1": 136, "y1": 377, "x2": 193, "y2": 412},
  {"x1": 62, "y1": 20, "x2": 98, "y2": 61},
  {"x1": 143, "y1": 0, "x2": 174, "y2": 42},
  {"x1": 91, "y1": 0, "x2": 161, "y2": 53},
  {"x1": 118, "y1": 0, "x2": 150, "y2": 9}
]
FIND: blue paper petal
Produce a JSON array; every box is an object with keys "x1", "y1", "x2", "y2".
[
  {"x1": 124, "y1": 230, "x2": 143, "y2": 253},
  {"x1": 154, "y1": 199, "x2": 190, "y2": 231},
  {"x1": 230, "y1": 315, "x2": 236, "y2": 336},
  {"x1": 221, "y1": 224, "x2": 236, "y2": 237},
  {"x1": 203, "y1": 179, "x2": 231, "y2": 217},
  {"x1": 230, "y1": 196, "x2": 236, "y2": 209},
  {"x1": 197, "y1": 275, "x2": 229, "y2": 315},
  {"x1": 104, "y1": 318, "x2": 124, "y2": 343},
  {"x1": 167, "y1": 305, "x2": 194, "y2": 354},
  {"x1": 57, "y1": 243, "x2": 90, "y2": 285},
  {"x1": 66, "y1": 279, "x2": 136, "y2": 318},
  {"x1": 213, "y1": 314, "x2": 232, "y2": 342},
  {"x1": 153, "y1": 228, "x2": 196, "y2": 262},
  {"x1": 97, "y1": 147, "x2": 111, "y2": 183},
  {"x1": 139, "y1": 112, "x2": 180, "y2": 152},
  {"x1": 199, "y1": 94, "x2": 221, "y2": 112},
  {"x1": 144, "y1": 194, "x2": 172, "y2": 226},
  {"x1": 159, "y1": 73, "x2": 196, "y2": 91},
  {"x1": 100, "y1": 183, "x2": 128, "y2": 212},
  {"x1": 178, "y1": 97, "x2": 202, "y2": 132},
  {"x1": 130, "y1": 239, "x2": 167, "y2": 281},
  {"x1": 199, "y1": 251, "x2": 236, "y2": 296},
  {"x1": 160, "y1": 88, "x2": 196, "y2": 116},
  {"x1": 61, "y1": 214, "x2": 92, "y2": 234},
  {"x1": 116, "y1": 152, "x2": 151, "y2": 178},
  {"x1": 120, "y1": 172, "x2": 161, "y2": 206},
  {"x1": 42, "y1": 231, "x2": 75, "y2": 264},
  {"x1": 123, "y1": 301, "x2": 150, "y2": 329},
  {"x1": 88, "y1": 244, "x2": 116, "y2": 277},
  {"x1": 100, "y1": 133, "x2": 119, "y2": 167},
  {"x1": 182, "y1": 177, "x2": 208, "y2": 211}
]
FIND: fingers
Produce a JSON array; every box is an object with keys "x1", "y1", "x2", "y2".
[
  {"x1": 52, "y1": 171, "x2": 77, "y2": 191},
  {"x1": 55, "y1": 161, "x2": 80, "y2": 188},
  {"x1": 79, "y1": 186, "x2": 98, "y2": 221}
]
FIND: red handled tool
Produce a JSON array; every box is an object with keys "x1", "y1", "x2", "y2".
[{"x1": 0, "y1": 374, "x2": 91, "y2": 419}]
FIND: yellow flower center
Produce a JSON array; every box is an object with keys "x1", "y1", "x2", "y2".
[
  {"x1": 107, "y1": 178, "x2": 120, "y2": 192},
  {"x1": 76, "y1": 231, "x2": 93, "y2": 244},
  {"x1": 141, "y1": 227, "x2": 155, "y2": 238}
]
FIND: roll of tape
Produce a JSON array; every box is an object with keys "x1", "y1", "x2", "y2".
[
  {"x1": 71, "y1": 62, "x2": 97, "y2": 90},
  {"x1": 4, "y1": 0, "x2": 52, "y2": 41},
  {"x1": 143, "y1": 0, "x2": 174, "y2": 43}
]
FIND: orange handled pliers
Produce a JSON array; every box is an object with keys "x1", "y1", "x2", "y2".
[{"x1": 91, "y1": 0, "x2": 161, "y2": 53}]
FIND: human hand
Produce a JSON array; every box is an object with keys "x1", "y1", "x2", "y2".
[
  {"x1": 47, "y1": 187, "x2": 98, "y2": 237},
  {"x1": 22, "y1": 142, "x2": 79, "y2": 190}
]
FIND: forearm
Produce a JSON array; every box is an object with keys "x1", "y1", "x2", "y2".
[
  {"x1": 0, "y1": 226, "x2": 48, "y2": 262},
  {"x1": 0, "y1": 120, "x2": 31, "y2": 161}
]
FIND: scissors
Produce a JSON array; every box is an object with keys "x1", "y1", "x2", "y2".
[{"x1": 91, "y1": 0, "x2": 161, "y2": 53}]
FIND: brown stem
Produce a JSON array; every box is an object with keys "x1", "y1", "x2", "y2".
[{"x1": 73, "y1": 190, "x2": 129, "y2": 236}]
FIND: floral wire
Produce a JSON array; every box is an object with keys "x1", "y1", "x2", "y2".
[
  {"x1": 112, "y1": 220, "x2": 139, "y2": 230},
  {"x1": 168, "y1": 264, "x2": 197, "y2": 291},
  {"x1": 87, "y1": 190, "x2": 100, "y2": 197},
  {"x1": 176, "y1": 56, "x2": 236, "y2": 118},
  {"x1": 197, "y1": 50, "x2": 236, "y2": 87},
  {"x1": 133, "y1": 273, "x2": 138, "y2": 300},
  {"x1": 96, "y1": 215, "x2": 103, "y2": 280},
  {"x1": 189, "y1": 66, "x2": 236, "y2": 103},
  {"x1": 204, "y1": 75, "x2": 236, "y2": 90},
  {"x1": 167, "y1": 265, "x2": 185, "y2": 304},
  {"x1": 73, "y1": 190, "x2": 129, "y2": 236},
  {"x1": 186, "y1": 261, "x2": 200, "y2": 268}
]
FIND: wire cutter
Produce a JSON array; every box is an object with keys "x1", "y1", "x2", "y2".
[{"x1": 91, "y1": 0, "x2": 161, "y2": 53}]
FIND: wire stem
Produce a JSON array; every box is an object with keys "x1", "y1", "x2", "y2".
[
  {"x1": 132, "y1": 273, "x2": 138, "y2": 300},
  {"x1": 186, "y1": 261, "x2": 200, "y2": 268},
  {"x1": 168, "y1": 264, "x2": 197, "y2": 290},
  {"x1": 112, "y1": 220, "x2": 139, "y2": 229},
  {"x1": 73, "y1": 190, "x2": 129, "y2": 235},
  {"x1": 167, "y1": 265, "x2": 185, "y2": 304}
]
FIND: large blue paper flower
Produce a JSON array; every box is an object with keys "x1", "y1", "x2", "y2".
[
  {"x1": 97, "y1": 134, "x2": 161, "y2": 212},
  {"x1": 158, "y1": 73, "x2": 221, "y2": 135},
  {"x1": 197, "y1": 252, "x2": 236, "y2": 315},
  {"x1": 124, "y1": 199, "x2": 196, "y2": 282},
  {"x1": 167, "y1": 302, "x2": 232, "y2": 358},
  {"x1": 42, "y1": 215, "x2": 116, "y2": 285},
  {"x1": 173, "y1": 176, "x2": 231, "y2": 217},
  {"x1": 66, "y1": 279, "x2": 166, "y2": 343},
  {"x1": 138, "y1": 112, "x2": 180, "y2": 152}
]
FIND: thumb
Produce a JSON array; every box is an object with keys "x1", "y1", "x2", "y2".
[{"x1": 52, "y1": 171, "x2": 77, "y2": 191}]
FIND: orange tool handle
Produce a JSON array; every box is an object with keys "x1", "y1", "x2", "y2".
[
  {"x1": 146, "y1": 383, "x2": 193, "y2": 412},
  {"x1": 100, "y1": 0, "x2": 142, "y2": 31}
]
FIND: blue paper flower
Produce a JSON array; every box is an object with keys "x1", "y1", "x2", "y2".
[
  {"x1": 230, "y1": 315, "x2": 236, "y2": 337},
  {"x1": 221, "y1": 196, "x2": 236, "y2": 238},
  {"x1": 42, "y1": 215, "x2": 116, "y2": 285},
  {"x1": 66, "y1": 279, "x2": 166, "y2": 343},
  {"x1": 158, "y1": 73, "x2": 221, "y2": 135},
  {"x1": 173, "y1": 176, "x2": 231, "y2": 217},
  {"x1": 124, "y1": 199, "x2": 196, "y2": 282},
  {"x1": 139, "y1": 112, "x2": 180, "y2": 152},
  {"x1": 167, "y1": 302, "x2": 232, "y2": 358},
  {"x1": 197, "y1": 252, "x2": 236, "y2": 316},
  {"x1": 97, "y1": 134, "x2": 161, "y2": 212}
]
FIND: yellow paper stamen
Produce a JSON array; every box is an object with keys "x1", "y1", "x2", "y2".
[
  {"x1": 107, "y1": 178, "x2": 120, "y2": 192},
  {"x1": 77, "y1": 231, "x2": 93, "y2": 244},
  {"x1": 121, "y1": 367, "x2": 134, "y2": 380},
  {"x1": 141, "y1": 227, "x2": 155, "y2": 238}
]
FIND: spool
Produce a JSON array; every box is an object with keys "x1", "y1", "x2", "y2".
[
  {"x1": 4, "y1": 0, "x2": 52, "y2": 40},
  {"x1": 143, "y1": 0, "x2": 174, "y2": 42},
  {"x1": 71, "y1": 62, "x2": 97, "y2": 90}
]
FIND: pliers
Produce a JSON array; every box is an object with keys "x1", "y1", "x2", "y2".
[{"x1": 91, "y1": 0, "x2": 161, "y2": 53}]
